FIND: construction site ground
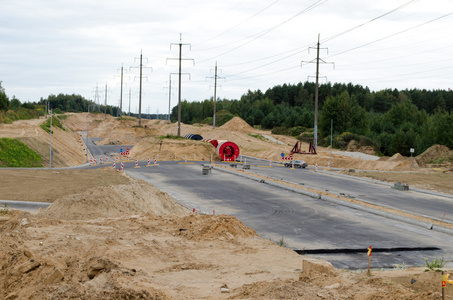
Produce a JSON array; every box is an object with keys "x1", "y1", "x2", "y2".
[{"x1": 1, "y1": 113, "x2": 453, "y2": 299}]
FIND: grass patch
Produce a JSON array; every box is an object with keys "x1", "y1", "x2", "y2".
[
  {"x1": 0, "y1": 108, "x2": 45, "y2": 124},
  {"x1": 0, "y1": 138, "x2": 43, "y2": 167},
  {"x1": 157, "y1": 134, "x2": 186, "y2": 140},
  {"x1": 56, "y1": 114, "x2": 70, "y2": 120},
  {"x1": 40, "y1": 115, "x2": 65, "y2": 133},
  {"x1": 248, "y1": 134, "x2": 267, "y2": 141}
]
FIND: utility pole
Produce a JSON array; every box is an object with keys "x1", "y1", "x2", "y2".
[
  {"x1": 302, "y1": 34, "x2": 334, "y2": 150},
  {"x1": 206, "y1": 61, "x2": 225, "y2": 129},
  {"x1": 166, "y1": 72, "x2": 190, "y2": 124},
  {"x1": 167, "y1": 34, "x2": 194, "y2": 137},
  {"x1": 131, "y1": 50, "x2": 152, "y2": 127},
  {"x1": 104, "y1": 83, "x2": 108, "y2": 119},
  {"x1": 49, "y1": 109, "x2": 52, "y2": 168},
  {"x1": 119, "y1": 65, "x2": 124, "y2": 117},
  {"x1": 128, "y1": 88, "x2": 132, "y2": 116},
  {"x1": 167, "y1": 75, "x2": 172, "y2": 124}
]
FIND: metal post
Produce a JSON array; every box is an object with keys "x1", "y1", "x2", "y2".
[
  {"x1": 49, "y1": 109, "x2": 52, "y2": 168},
  {"x1": 330, "y1": 119, "x2": 333, "y2": 168},
  {"x1": 120, "y1": 65, "x2": 123, "y2": 117},
  {"x1": 213, "y1": 62, "x2": 218, "y2": 129},
  {"x1": 104, "y1": 83, "x2": 107, "y2": 120},
  {"x1": 139, "y1": 51, "x2": 143, "y2": 127},
  {"x1": 314, "y1": 34, "x2": 320, "y2": 151},
  {"x1": 168, "y1": 75, "x2": 172, "y2": 124},
  {"x1": 86, "y1": 108, "x2": 89, "y2": 163},
  {"x1": 177, "y1": 42, "x2": 182, "y2": 136}
]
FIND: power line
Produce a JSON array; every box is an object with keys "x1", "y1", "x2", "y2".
[
  {"x1": 167, "y1": 34, "x2": 194, "y2": 137},
  {"x1": 198, "y1": 0, "x2": 328, "y2": 63},
  {"x1": 193, "y1": 0, "x2": 282, "y2": 48},
  {"x1": 326, "y1": 12, "x2": 453, "y2": 59}
]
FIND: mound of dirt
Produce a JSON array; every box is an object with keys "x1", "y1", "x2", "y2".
[
  {"x1": 416, "y1": 144, "x2": 452, "y2": 166},
  {"x1": 346, "y1": 140, "x2": 376, "y2": 155},
  {"x1": 388, "y1": 153, "x2": 407, "y2": 162},
  {"x1": 220, "y1": 116, "x2": 255, "y2": 132},
  {"x1": 41, "y1": 179, "x2": 188, "y2": 220},
  {"x1": 175, "y1": 214, "x2": 258, "y2": 241},
  {"x1": 130, "y1": 138, "x2": 218, "y2": 161}
]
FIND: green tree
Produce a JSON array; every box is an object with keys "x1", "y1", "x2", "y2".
[
  {"x1": 10, "y1": 97, "x2": 21, "y2": 110},
  {"x1": 0, "y1": 82, "x2": 9, "y2": 111}
]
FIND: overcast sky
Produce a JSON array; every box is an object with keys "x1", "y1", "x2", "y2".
[{"x1": 1, "y1": 0, "x2": 452, "y2": 115}]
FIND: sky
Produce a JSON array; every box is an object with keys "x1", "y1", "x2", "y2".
[{"x1": 1, "y1": 0, "x2": 452, "y2": 116}]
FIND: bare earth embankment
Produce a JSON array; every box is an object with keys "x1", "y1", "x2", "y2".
[{"x1": 1, "y1": 114, "x2": 453, "y2": 299}]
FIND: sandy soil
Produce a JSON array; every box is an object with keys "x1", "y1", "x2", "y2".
[
  {"x1": 2, "y1": 113, "x2": 453, "y2": 299},
  {"x1": 2, "y1": 174, "x2": 452, "y2": 299}
]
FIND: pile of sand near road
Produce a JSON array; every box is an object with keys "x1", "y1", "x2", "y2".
[
  {"x1": 219, "y1": 116, "x2": 256, "y2": 132},
  {"x1": 1, "y1": 208, "x2": 451, "y2": 299},
  {"x1": 416, "y1": 144, "x2": 453, "y2": 166},
  {"x1": 41, "y1": 178, "x2": 188, "y2": 220},
  {"x1": 130, "y1": 137, "x2": 220, "y2": 161}
]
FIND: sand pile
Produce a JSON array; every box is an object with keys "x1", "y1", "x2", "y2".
[
  {"x1": 346, "y1": 140, "x2": 376, "y2": 155},
  {"x1": 220, "y1": 116, "x2": 255, "y2": 132},
  {"x1": 42, "y1": 179, "x2": 188, "y2": 220},
  {"x1": 174, "y1": 214, "x2": 257, "y2": 241},
  {"x1": 416, "y1": 144, "x2": 452, "y2": 166},
  {"x1": 130, "y1": 138, "x2": 218, "y2": 161}
]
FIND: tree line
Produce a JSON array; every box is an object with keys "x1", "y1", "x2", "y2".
[
  {"x1": 171, "y1": 82, "x2": 453, "y2": 157},
  {"x1": 2, "y1": 81, "x2": 452, "y2": 157}
]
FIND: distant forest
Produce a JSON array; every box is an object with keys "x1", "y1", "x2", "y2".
[
  {"x1": 1, "y1": 81, "x2": 452, "y2": 157},
  {"x1": 171, "y1": 82, "x2": 453, "y2": 157}
]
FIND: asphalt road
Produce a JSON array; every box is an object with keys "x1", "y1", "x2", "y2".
[
  {"x1": 0, "y1": 200, "x2": 50, "y2": 213},
  {"x1": 228, "y1": 156, "x2": 453, "y2": 224},
  {"x1": 82, "y1": 140, "x2": 453, "y2": 269}
]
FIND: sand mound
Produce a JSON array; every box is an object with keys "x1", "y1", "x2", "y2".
[
  {"x1": 388, "y1": 153, "x2": 407, "y2": 162},
  {"x1": 346, "y1": 140, "x2": 376, "y2": 155},
  {"x1": 42, "y1": 179, "x2": 188, "y2": 220},
  {"x1": 416, "y1": 144, "x2": 452, "y2": 166},
  {"x1": 220, "y1": 116, "x2": 255, "y2": 132},
  {"x1": 175, "y1": 214, "x2": 257, "y2": 241},
  {"x1": 130, "y1": 138, "x2": 218, "y2": 161}
]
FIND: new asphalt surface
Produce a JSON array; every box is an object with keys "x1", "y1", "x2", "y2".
[{"x1": 81, "y1": 140, "x2": 453, "y2": 269}]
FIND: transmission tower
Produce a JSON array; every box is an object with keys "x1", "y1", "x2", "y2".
[
  {"x1": 301, "y1": 34, "x2": 334, "y2": 151},
  {"x1": 167, "y1": 34, "x2": 194, "y2": 137},
  {"x1": 92, "y1": 84, "x2": 102, "y2": 112},
  {"x1": 206, "y1": 61, "x2": 226, "y2": 129}
]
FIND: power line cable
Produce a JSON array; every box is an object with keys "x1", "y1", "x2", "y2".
[
  {"x1": 193, "y1": 0, "x2": 282, "y2": 48},
  {"x1": 322, "y1": 0, "x2": 420, "y2": 43},
  {"x1": 198, "y1": 0, "x2": 328, "y2": 63},
  {"x1": 326, "y1": 12, "x2": 453, "y2": 59}
]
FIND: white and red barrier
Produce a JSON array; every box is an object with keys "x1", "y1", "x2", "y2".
[
  {"x1": 134, "y1": 160, "x2": 140, "y2": 168},
  {"x1": 113, "y1": 162, "x2": 116, "y2": 170},
  {"x1": 119, "y1": 162, "x2": 124, "y2": 171}
]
